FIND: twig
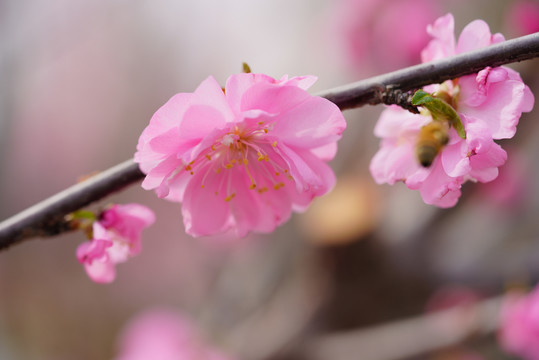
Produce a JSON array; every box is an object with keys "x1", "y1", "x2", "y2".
[
  {"x1": 318, "y1": 32, "x2": 539, "y2": 110},
  {"x1": 299, "y1": 296, "x2": 502, "y2": 360},
  {"x1": 0, "y1": 33, "x2": 538, "y2": 250},
  {"x1": 0, "y1": 160, "x2": 143, "y2": 250}
]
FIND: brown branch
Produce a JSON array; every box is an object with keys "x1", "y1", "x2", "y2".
[
  {"x1": 318, "y1": 32, "x2": 539, "y2": 110},
  {"x1": 0, "y1": 32, "x2": 538, "y2": 250},
  {"x1": 0, "y1": 160, "x2": 143, "y2": 250}
]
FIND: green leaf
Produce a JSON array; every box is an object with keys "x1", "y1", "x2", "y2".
[
  {"x1": 411, "y1": 90, "x2": 431, "y2": 106},
  {"x1": 411, "y1": 90, "x2": 466, "y2": 139},
  {"x1": 70, "y1": 210, "x2": 97, "y2": 221},
  {"x1": 242, "y1": 62, "x2": 252, "y2": 74}
]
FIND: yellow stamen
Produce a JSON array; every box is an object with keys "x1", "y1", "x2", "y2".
[
  {"x1": 205, "y1": 154, "x2": 211, "y2": 160},
  {"x1": 225, "y1": 193, "x2": 236, "y2": 202},
  {"x1": 272, "y1": 141, "x2": 277, "y2": 147},
  {"x1": 242, "y1": 158, "x2": 257, "y2": 189}
]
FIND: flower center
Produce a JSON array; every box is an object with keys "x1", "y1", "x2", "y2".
[{"x1": 181, "y1": 121, "x2": 293, "y2": 202}]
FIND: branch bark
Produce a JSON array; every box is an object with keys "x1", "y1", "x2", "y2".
[
  {"x1": 0, "y1": 32, "x2": 538, "y2": 250},
  {"x1": 0, "y1": 160, "x2": 143, "y2": 250},
  {"x1": 318, "y1": 32, "x2": 539, "y2": 110}
]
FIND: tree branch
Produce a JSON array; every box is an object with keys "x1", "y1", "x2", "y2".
[
  {"x1": 0, "y1": 160, "x2": 143, "y2": 250},
  {"x1": 0, "y1": 32, "x2": 538, "y2": 250},
  {"x1": 318, "y1": 32, "x2": 539, "y2": 110},
  {"x1": 299, "y1": 296, "x2": 502, "y2": 360}
]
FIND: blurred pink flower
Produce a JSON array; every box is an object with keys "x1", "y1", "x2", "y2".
[
  {"x1": 135, "y1": 73, "x2": 346, "y2": 237},
  {"x1": 505, "y1": 0, "x2": 539, "y2": 37},
  {"x1": 115, "y1": 308, "x2": 233, "y2": 360},
  {"x1": 76, "y1": 203, "x2": 155, "y2": 283},
  {"x1": 334, "y1": 0, "x2": 441, "y2": 74},
  {"x1": 370, "y1": 14, "x2": 534, "y2": 207},
  {"x1": 499, "y1": 287, "x2": 539, "y2": 360},
  {"x1": 475, "y1": 147, "x2": 529, "y2": 208}
]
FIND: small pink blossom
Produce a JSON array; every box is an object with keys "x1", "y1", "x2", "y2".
[
  {"x1": 499, "y1": 287, "x2": 539, "y2": 360},
  {"x1": 370, "y1": 14, "x2": 534, "y2": 207},
  {"x1": 115, "y1": 308, "x2": 234, "y2": 360},
  {"x1": 134, "y1": 73, "x2": 346, "y2": 237},
  {"x1": 76, "y1": 203, "x2": 155, "y2": 283}
]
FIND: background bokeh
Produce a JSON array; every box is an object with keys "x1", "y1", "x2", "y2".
[{"x1": 0, "y1": 1, "x2": 538, "y2": 359}]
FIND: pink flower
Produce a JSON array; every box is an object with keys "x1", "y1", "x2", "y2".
[
  {"x1": 134, "y1": 73, "x2": 346, "y2": 237},
  {"x1": 370, "y1": 14, "x2": 534, "y2": 207},
  {"x1": 505, "y1": 0, "x2": 539, "y2": 37},
  {"x1": 334, "y1": 0, "x2": 441, "y2": 74},
  {"x1": 114, "y1": 308, "x2": 234, "y2": 360},
  {"x1": 499, "y1": 287, "x2": 539, "y2": 360},
  {"x1": 475, "y1": 147, "x2": 529, "y2": 208},
  {"x1": 76, "y1": 203, "x2": 155, "y2": 283}
]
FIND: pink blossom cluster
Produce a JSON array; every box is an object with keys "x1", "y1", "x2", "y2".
[
  {"x1": 370, "y1": 14, "x2": 534, "y2": 207},
  {"x1": 76, "y1": 203, "x2": 155, "y2": 283},
  {"x1": 499, "y1": 286, "x2": 539, "y2": 359},
  {"x1": 135, "y1": 73, "x2": 346, "y2": 237},
  {"x1": 115, "y1": 309, "x2": 234, "y2": 360}
]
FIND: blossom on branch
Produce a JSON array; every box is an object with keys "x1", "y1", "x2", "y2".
[
  {"x1": 135, "y1": 73, "x2": 346, "y2": 237},
  {"x1": 76, "y1": 204, "x2": 155, "y2": 283},
  {"x1": 370, "y1": 13, "x2": 534, "y2": 207}
]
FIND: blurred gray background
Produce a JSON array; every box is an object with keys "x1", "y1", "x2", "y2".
[{"x1": 0, "y1": 1, "x2": 537, "y2": 359}]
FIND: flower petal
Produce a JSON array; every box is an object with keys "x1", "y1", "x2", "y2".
[
  {"x1": 271, "y1": 96, "x2": 346, "y2": 153},
  {"x1": 275, "y1": 144, "x2": 335, "y2": 196},
  {"x1": 191, "y1": 76, "x2": 235, "y2": 122},
  {"x1": 181, "y1": 164, "x2": 231, "y2": 237},
  {"x1": 441, "y1": 140, "x2": 471, "y2": 177},
  {"x1": 370, "y1": 142, "x2": 422, "y2": 185},
  {"x1": 83, "y1": 258, "x2": 117, "y2": 284},
  {"x1": 459, "y1": 75, "x2": 534, "y2": 139},
  {"x1": 456, "y1": 19, "x2": 494, "y2": 53},
  {"x1": 421, "y1": 13, "x2": 456, "y2": 62},
  {"x1": 418, "y1": 159, "x2": 463, "y2": 208}
]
